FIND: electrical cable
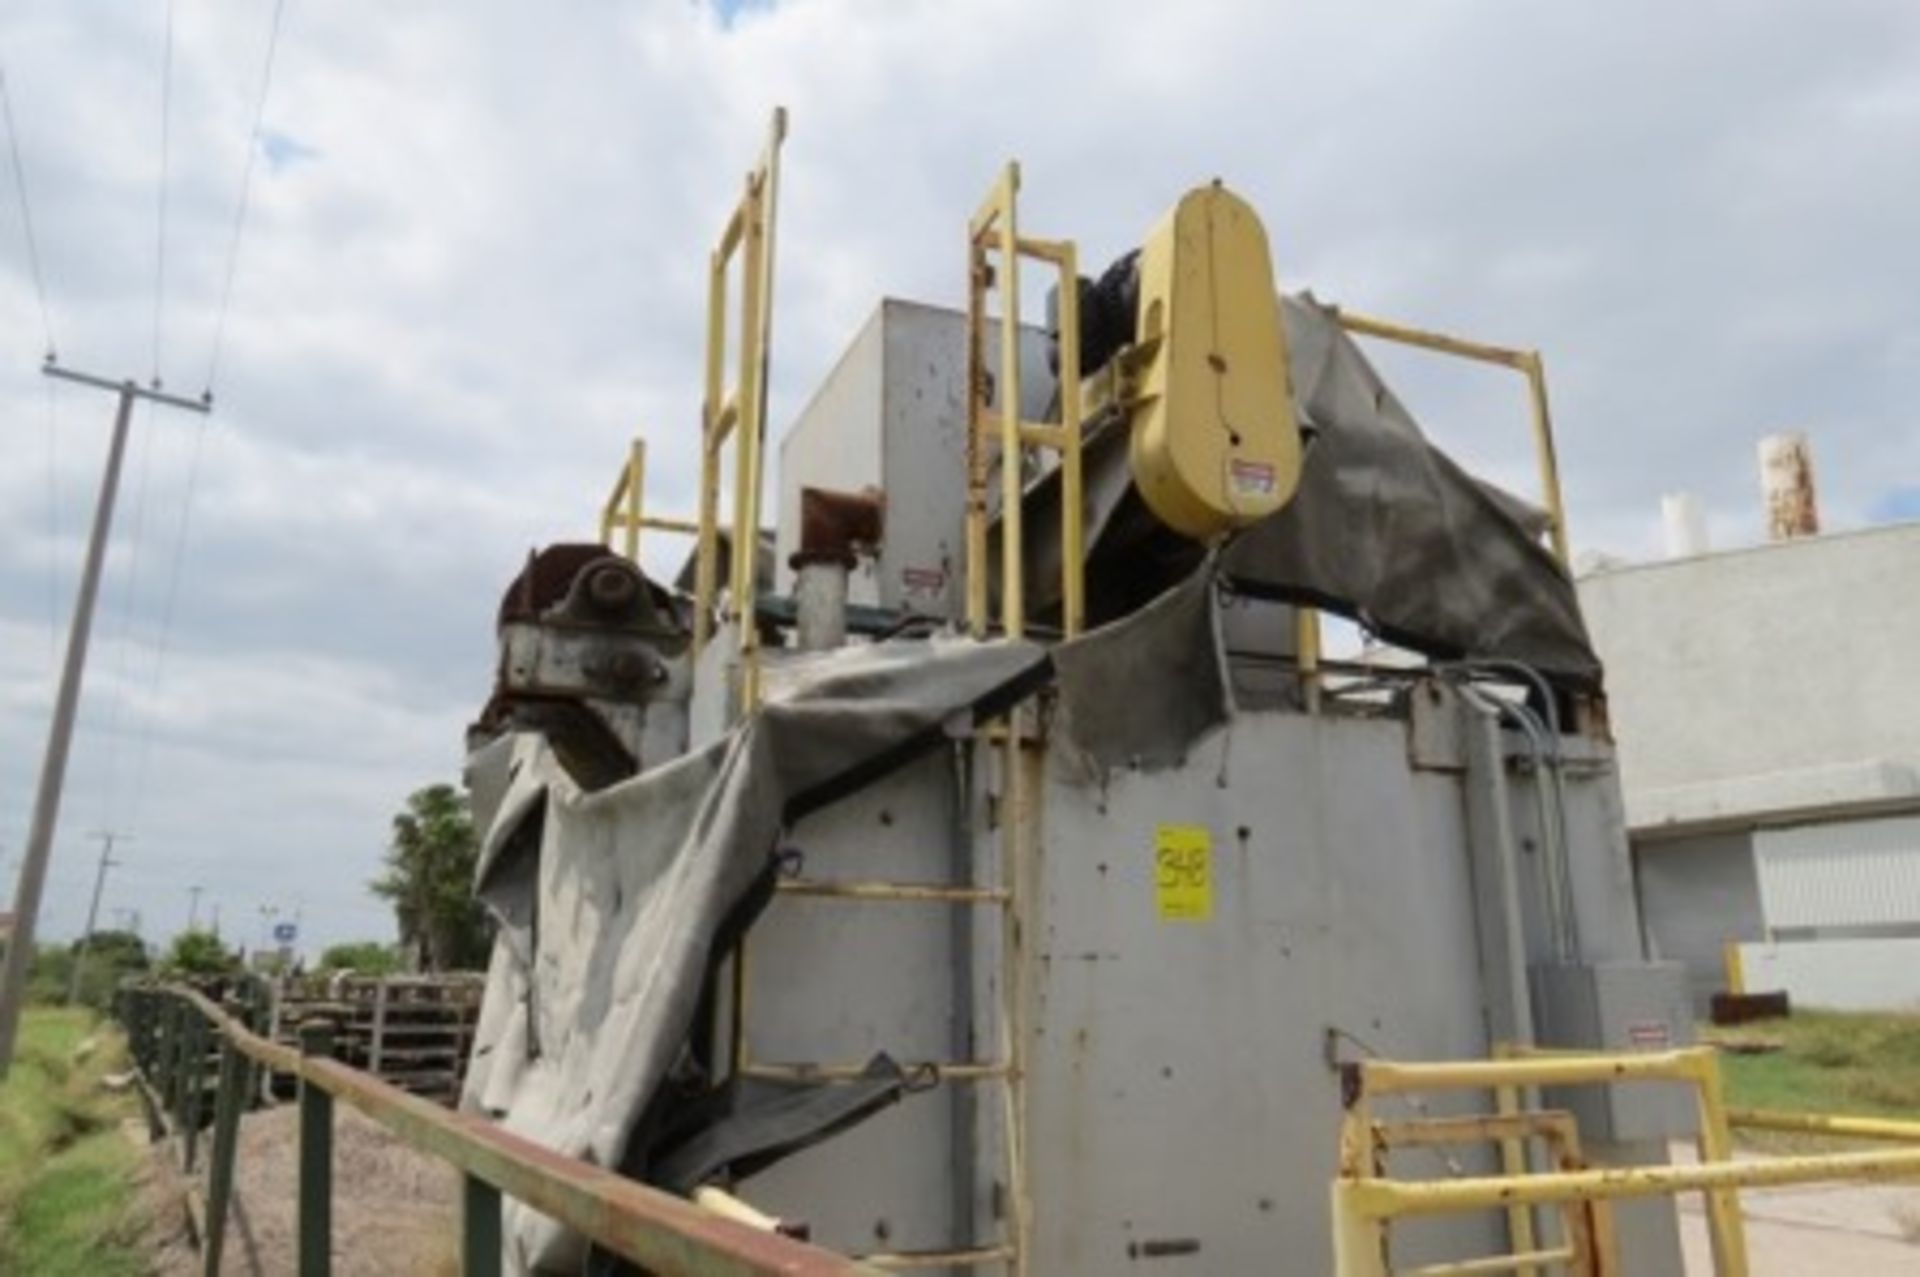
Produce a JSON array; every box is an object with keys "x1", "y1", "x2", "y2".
[
  {"x1": 123, "y1": 409, "x2": 213, "y2": 832},
  {"x1": 151, "y1": 0, "x2": 176, "y2": 386},
  {"x1": 128, "y1": 0, "x2": 292, "y2": 828},
  {"x1": 44, "y1": 377, "x2": 60, "y2": 669},
  {"x1": 203, "y1": 0, "x2": 290, "y2": 396},
  {"x1": 0, "y1": 59, "x2": 55, "y2": 359},
  {"x1": 96, "y1": 399, "x2": 161, "y2": 838}
]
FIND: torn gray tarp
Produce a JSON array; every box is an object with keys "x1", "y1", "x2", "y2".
[
  {"x1": 460, "y1": 635, "x2": 1047, "y2": 1273},
  {"x1": 1051, "y1": 555, "x2": 1232, "y2": 776},
  {"x1": 1019, "y1": 292, "x2": 1602, "y2": 689}
]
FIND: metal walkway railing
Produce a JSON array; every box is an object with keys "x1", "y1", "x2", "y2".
[
  {"x1": 1331, "y1": 1043, "x2": 1920, "y2": 1277},
  {"x1": 116, "y1": 982, "x2": 876, "y2": 1277}
]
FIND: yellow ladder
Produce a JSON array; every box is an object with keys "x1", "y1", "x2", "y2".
[{"x1": 724, "y1": 163, "x2": 1085, "y2": 1274}]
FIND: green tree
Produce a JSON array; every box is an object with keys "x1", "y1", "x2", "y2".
[
  {"x1": 77, "y1": 929, "x2": 150, "y2": 975},
  {"x1": 318, "y1": 940, "x2": 402, "y2": 976},
  {"x1": 162, "y1": 928, "x2": 237, "y2": 976},
  {"x1": 371, "y1": 784, "x2": 492, "y2": 971}
]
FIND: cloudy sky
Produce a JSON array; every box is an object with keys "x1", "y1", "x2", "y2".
[{"x1": 1, "y1": 0, "x2": 1916, "y2": 954}]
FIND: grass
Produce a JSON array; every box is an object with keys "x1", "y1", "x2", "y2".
[
  {"x1": 0, "y1": 1006, "x2": 152, "y2": 1275},
  {"x1": 1705, "y1": 1008, "x2": 1920, "y2": 1151}
]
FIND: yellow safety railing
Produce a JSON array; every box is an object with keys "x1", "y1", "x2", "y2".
[
  {"x1": 1369, "y1": 1106, "x2": 1617, "y2": 1277},
  {"x1": 1332, "y1": 1045, "x2": 1920, "y2": 1277},
  {"x1": 695, "y1": 107, "x2": 786, "y2": 709},
  {"x1": 1332, "y1": 309, "x2": 1571, "y2": 565},
  {"x1": 964, "y1": 160, "x2": 1085, "y2": 642},
  {"x1": 600, "y1": 437, "x2": 700, "y2": 562}
]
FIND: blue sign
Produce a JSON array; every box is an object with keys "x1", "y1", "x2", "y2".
[{"x1": 272, "y1": 921, "x2": 298, "y2": 943}]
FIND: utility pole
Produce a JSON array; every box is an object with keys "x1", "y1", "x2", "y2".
[
  {"x1": 187, "y1": 884, "x2": 204, "y2": 931},
  {"x1": 0, "y1": 361, "x2": 211, "y2": 1078},
  {"x1": 66, "y1": 830, "x2": 129, "y2": 1004}
]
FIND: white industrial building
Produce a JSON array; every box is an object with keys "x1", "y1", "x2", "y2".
[{"x1": 1578, "y1": 441, "x2": 1920, "y2": 1012}]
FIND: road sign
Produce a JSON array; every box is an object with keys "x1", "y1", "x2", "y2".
[{"x1": 272, "y1": 921, "x2": 298, "y2": 944}]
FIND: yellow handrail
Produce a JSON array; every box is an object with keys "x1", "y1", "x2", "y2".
[
  {"x1": 695, "y1": 108, "x2": 786, "y2": 712},
  {"x1": 1333, "y1": 308, "x2": 1571, "y2": 565}
]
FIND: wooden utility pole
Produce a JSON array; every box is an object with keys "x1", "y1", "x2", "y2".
[
  {"x1": 0, "y1": 362, "x2": 210, "y2": 1077},
  {"x1": 66, "y1": 830, "x2": 129, "y2": 1004}
]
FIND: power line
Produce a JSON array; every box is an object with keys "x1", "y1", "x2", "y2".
[
  {"x1": 95, "y1": 400, "x2": 159, "y2": 836},
  {"x1": 124, "y1": 409, "x2": 214, "y2": 831},
  {"x1": 45, "y1": 377, "x2": 61, "y2": 670},
  {"x1": 151, "y1": 0, "x2": 176, "y2": 387},
  {"x1": 0, "y1": 60, "x2": 55, "y2": 359},
  {"x1": 4, "y1": 54, "x2": 63, "y2": 668},
  {"x1": 204, "y1": 0, "x2": 290, "y2": 395}
]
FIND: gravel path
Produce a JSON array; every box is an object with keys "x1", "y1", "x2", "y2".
[{"x1": 141, "y1": 1103, "x2": 460, "y2": 1276}]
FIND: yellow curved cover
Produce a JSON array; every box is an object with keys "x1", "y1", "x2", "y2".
[{"x1": 1127, "y1": 183, "x2": 1302, "y2": 540}]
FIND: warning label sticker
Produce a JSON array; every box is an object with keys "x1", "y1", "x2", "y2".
[
  {"x1": 900, "y1": 565, "x2": 947, "y2": 595},
  {"x1": 1154, "y1": 825, "x2": 1212, "y2": 922},
  {"x1": 1228, "y1": 458, "x2": 1278, "y2": 498},
  {"x1": 1626, "y1": 1020, "x2": 1672, "y2": 1051}
]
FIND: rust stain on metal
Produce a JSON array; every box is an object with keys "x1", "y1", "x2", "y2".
[
  {"x1": 1759, "y1": 433, "x2": 1820, "y2": 541},
  {"x1": 795, "y1": 485, "x2": 884, "y2": 567}
]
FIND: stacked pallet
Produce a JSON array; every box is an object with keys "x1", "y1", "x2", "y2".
[{"x1": 267, "y1": 973, "x2": 485, "y2": 1105}]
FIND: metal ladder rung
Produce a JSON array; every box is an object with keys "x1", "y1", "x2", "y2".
[
  {"x1": 741, "y1": 1060, "x2": 1010, "y2": 1083},
  {"x1": 1396, "y1": 1246, "x2": 1575, "y2": 1277},
  {"x1": 775, "y1": 877, "x2": 1009, "y2": 905},
  {"x1": 863, "y1": 1244, "x2": 1017, "y2": 1269}
]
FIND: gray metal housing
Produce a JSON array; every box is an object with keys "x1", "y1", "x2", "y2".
[
  {"x1": 718, "y1": 300, "x2": 1689, "y2": 1274},
  {"x1": 773, "y1": 300, "x2": 1052, "y2": 619},
  {"x1": 726, "y1": 680, "x2": 1684, "y2": 1274}
]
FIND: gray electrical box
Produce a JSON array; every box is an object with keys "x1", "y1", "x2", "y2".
[{"x1": 1532, "y1": 961, "x2": 1697, "y2": 1142}]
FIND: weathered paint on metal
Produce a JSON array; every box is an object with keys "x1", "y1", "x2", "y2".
[
  {"x1": 184, "y1": 1011, "x2": 207, "y2": 1171},
  {"x1": 463, "y1": 1174, "x2": 503, "y2": 1277},
  {"x1": 1731, "y1": 1107, "x2": 1920, "y2": 1142},
  {"x1": 1758, "y1": 432, "x2": 1819, "y2": 541},
  {"x1": 298, "y1": 1021, "x2": 335, "y2": 1277},
  {"x1": 204, "y1": 1038, "x2": 247, "y2": 1277},
  {"x1": 1346, "y1": 1146, "x2": 1920, "y2": 1218}
]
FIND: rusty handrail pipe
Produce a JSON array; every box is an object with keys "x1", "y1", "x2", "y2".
[{"x1": 159, "y1": 983, "x2": 874, "y2": 1276}]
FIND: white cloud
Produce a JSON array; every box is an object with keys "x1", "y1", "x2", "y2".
[{"x1": 1, "y1": 0, "x2": 1917, "y2": 951}]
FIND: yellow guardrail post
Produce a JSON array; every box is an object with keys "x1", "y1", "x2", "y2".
[
  {"x1": 1687, "y1": 1050, "x2": 1751, "y2": 1275},
  {"x1": 1722, "y1": 939, "x2": 1746, "y2": 997},
  {"x1": 1331, "y1": 1180, "x2": 1390, "y2": 1277}
]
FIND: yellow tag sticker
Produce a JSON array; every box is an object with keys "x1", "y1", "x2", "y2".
[{"x1": 1154, "y1": 825, "x2": 1212, "y2": 922}]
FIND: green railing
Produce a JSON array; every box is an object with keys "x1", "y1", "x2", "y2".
[{"x1": 117, "y1": 983, "x2": 875, "y2": 1277}]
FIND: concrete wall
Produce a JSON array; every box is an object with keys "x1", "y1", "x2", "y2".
[
  {"x1": 1577, "y1": 523, "x2": 1920, "y2": 831},
  {"x1": 1737, "y1": 938, "x2": 1920, "y2": 1012},
  {"x1": 1633, "y1": 832, "x2": 1762, "y2": 1013}
]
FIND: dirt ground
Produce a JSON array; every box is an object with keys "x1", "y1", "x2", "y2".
[
  {"x1": 140, "y1": 1103, "x2": 460, "y2": 1276},
  {"x1": 1674, "y1": 1143, "x2": 1920, "y2": 1274}
]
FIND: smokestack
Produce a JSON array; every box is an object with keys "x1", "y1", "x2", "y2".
[
  {"x1": 1758, "y1": 433, "x2": 1820, "y2": 541},
  {"x1": 1661, "y1": 493, "x2": 1709, "y2": 558}
]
